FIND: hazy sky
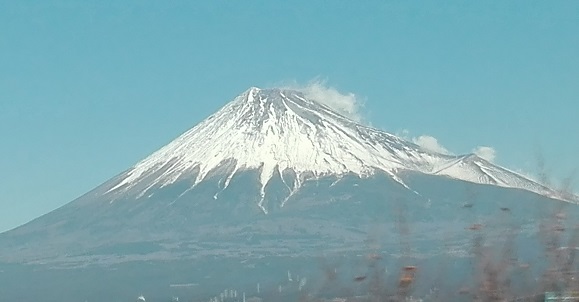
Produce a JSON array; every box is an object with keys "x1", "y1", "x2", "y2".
[{"x1": 1, "y1": 1, "x2": 578, "y2": 233}]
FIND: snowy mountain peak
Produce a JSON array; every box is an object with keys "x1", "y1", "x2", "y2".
[
  {"x1": 106, "y1": 87, "x2": 563, "y2": 210},
  {"x1": 235, "y1": 87, "x2": 353, "y2": 128}
]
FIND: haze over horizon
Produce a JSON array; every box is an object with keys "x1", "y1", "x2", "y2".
[{"x1": 1, "y1": 1, "x2": 578, "y2": 233}]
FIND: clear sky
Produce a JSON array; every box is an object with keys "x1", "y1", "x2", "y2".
[{"x1": 1, "y1": 1, "x2": 578, "y2": 233}]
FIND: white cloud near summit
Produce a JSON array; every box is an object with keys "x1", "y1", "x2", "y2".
[
  {"x1": 473, "y1": 146, "x2": 497, "y2": 162},
  {"x1": 282, "y1": 80, "x2": 364, "y2": 122},
  {"x1": 411, "y1": 135, "x2": 453, "y2": 155}
]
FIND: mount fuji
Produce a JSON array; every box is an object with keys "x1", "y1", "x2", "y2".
[
  {"x1": 102, "y1": 87, "x2": 558, "y2": 207},
  {"x1": 0, "y1": 87, "x2": 576, "y2": 302}
]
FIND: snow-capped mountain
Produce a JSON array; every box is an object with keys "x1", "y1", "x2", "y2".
[
  {"x1": 105, "y1": 87, "x2": 557, "y2": 211},
  {"x1": 0, "y1": 86, "x2": 569, "y2": 265},
  {"x1": 2, "y1": 87, "x2": 577, "y2": 302}
]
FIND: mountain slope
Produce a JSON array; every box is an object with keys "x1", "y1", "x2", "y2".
[{"x1": 105, "y1": 87, "x2": 557, "y2": 211}]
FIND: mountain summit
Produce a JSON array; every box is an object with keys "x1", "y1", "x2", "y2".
[{"x1": 106, "y1": 87, "x2": 556, "y2": 212}]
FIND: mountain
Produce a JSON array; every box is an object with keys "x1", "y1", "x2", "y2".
[
  {"x1": 0, "y1": 87, "x2": 576, "y2": 302},
  {"x1": 105, "y1": 87, "x2": 556, "y2": 208}
]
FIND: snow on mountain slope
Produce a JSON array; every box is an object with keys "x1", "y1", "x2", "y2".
[
  {"x1": 433, "y1": 154, "x2": 556, "y2": 196},
  {"x1": 106, "y1": 87, "x2": 561, "y2": 208}
]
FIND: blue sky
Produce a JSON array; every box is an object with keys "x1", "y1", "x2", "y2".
[{"x1": 1, "y1": 1, "x2": 578, "y2": 232}]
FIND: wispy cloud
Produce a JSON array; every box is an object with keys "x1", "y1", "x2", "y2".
[
  {"x1": 279, "y1": 79, "x2": 364, "y2": 122},
  {"x1": 473, "y1": 146, "x2": 496, "y2": 162},
  {"x1": 412, "y1": 135, "x2": 453, "y2": 155}
]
